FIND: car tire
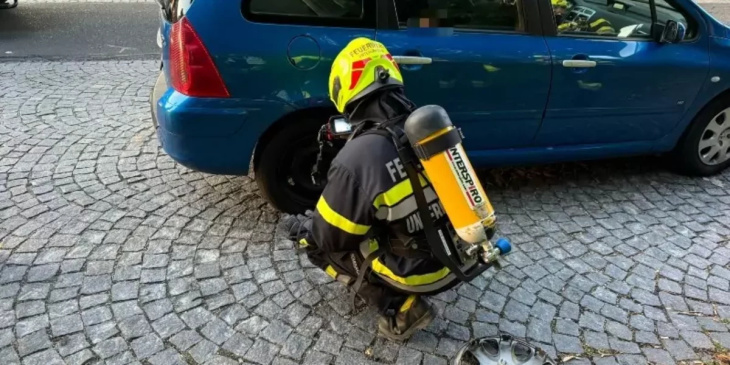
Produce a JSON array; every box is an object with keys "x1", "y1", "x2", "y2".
[
  {"x1": 672, "y1": 95, "x2": 730, "y2": 176},
  {"x1": 254, "y1": 117, "x2": 326, "y2": 214}
]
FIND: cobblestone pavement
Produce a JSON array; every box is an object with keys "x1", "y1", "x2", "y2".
[{"x1": 3, "y1": 62, "x2": 730, "y2": 365}]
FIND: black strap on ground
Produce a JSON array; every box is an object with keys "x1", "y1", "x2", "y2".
[{"x1": 351, "y1": 246, "x2": 385, "y2": 310}]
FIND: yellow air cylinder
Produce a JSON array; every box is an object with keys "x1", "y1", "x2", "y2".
[{"x1": 404, "y1": 105, "x2": 495, "y2": 244}]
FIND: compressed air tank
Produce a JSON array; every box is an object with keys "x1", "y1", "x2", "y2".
[{"x1": 404, "y1": 105, "x2": 495, "y2": 245}]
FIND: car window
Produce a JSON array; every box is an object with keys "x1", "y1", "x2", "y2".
[
  {"x1": 393, "y1": 0, "x2": 524, "y2": 32},
  {"x1": 248, "y1": 0, "x2": 363, "y2": 19},
  {"x1": 550, "y1": 0, "x2": 693, "y2": 39}
]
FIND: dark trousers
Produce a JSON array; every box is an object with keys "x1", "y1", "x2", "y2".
[{"x1": 304, "y1": 246, "x2": 409, "y2": 315}]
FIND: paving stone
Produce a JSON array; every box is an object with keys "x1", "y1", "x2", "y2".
[
  {"x1": 81, "y1": 275, "x2": 112, "y2": 294},
  {"x1": 244, "y1": 339, "x2": 279, "y2": 365},
  {"x1": 130, "y1": 333, "x2": 164, "y2": 359},
  {"x1": 16, "y1": 301, "x2": 45, "y2": 319},
  {"x1": 642, "y1": 348, "x2": 674, "y2": 365},
  {"x1": 710, "y1": 332, "x2": 730, "y2": 349},
  {"x1": 236, "y1": 315, "x2": 270, "y2": 336},
  {"x1": 65, "y1": 349, "x2": 95, "y2": 365},
  {"x1": 189, "y1": 339, "x2": 218, "y2": 364},
  {"x1": 17, "y1": 329, "x2": 52, "y2": 357},
  {"x1": 221, "y1": 333, "x2": 253, "y2": 358},
  {"x1": 151, "y1": 313, "x2": 186, "y2": 339},
  {"x1": 663, "y1": 339, "x2": 697, "y2": 361},
  {"x1": 50, "y1": 313, "x2": 83, "y2": 336},
  {"x1": 56, "y1": 333, "x2": 89, "y2": 357},
  {"x1": 86, "y1": 321, "x2": 120, "y2": 344},
  {"x1": 579, "y1": 312, "x2": 605, "y2": 332},
  {"x1": 499, "y1": 319, "x2": 526, "y2": 338},
  {"x1": 93, "y1": 336, "x2": 128, "y2": 359},
  {"x1": 584, "y1": 331, "x2": 610, "y2": 350},
  {"x1": 314, "y1": 331, "x2": 343, "y2": 355},
  {"x1": 27, "y1": 264, "x2": 60, "y2": 282},
  {"x1": 559, "y1": 302, "x2": 580, "y2": 320},
  {"x1": 0, "y1": 346, "x2": 20, "y2": 365},
  {"x1": 111, "y1": 281, "x2": 138, "y2": 302},
  {"x1": 170, "y1": 330, "x2": 203, "y2": 351},
  {"x1": 527, "y1": 318, "x2": 551, "y2": 343},
  {"x1": 118, "y1": 314, "x2": 152, "y2": 339},
  {"x1": 200, "y1": 320, "x2": 235, "y2": 345},
  {"x1": 396, "y1": 347, "x2": 423, "y2": 365},
  {"x1": 504, "y1": 300, "x2": 530, "y2": 323},
  {"x1": 148, "y1": 348, "x2": 186, "y2": 365},
  {"x1": 423, "y1": 354, "x2": 447, "y2": 365},
  {"x1": 609, "y1": 337, "x2": 640, "y2": 354},
  {"x1": 635, "y1": 331, "x2": 659, "y2": 345},
  {"x1": 22, "y1": 349, "x2": 64, "y2": 365},
  {"x1": 472, "y1": 322, "x2": 499, "y2": 338},
  {"x1": 680, "y1": 330, "x2": 714, "y2": 349},
  {"x1": 112, "y1": 300, "x2": 143, "y2": 320},
  {"x1": 553, "y1": 334, "x2": 583, "y2": 353}
]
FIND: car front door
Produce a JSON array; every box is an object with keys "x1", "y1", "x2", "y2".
[
  {"x1": 534, "y1": 0, "x2": 709, "y2": 147},
  {"x1": 375, "y1": 0, "x2": 552, "y2": 152}
]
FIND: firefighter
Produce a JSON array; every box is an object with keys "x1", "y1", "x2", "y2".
[
  {"x1": 281, "y1": 38, "x2": 463, "y2": 341},
  {"x1": 552, "y1": 0, "x2": 615, "y2": 35}
]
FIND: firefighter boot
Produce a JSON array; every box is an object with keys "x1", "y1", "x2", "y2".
[{"x1": 377, "y1": 295, "x2": 434, "y2": 341}]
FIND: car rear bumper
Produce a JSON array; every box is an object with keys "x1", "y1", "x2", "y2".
[
  {"x1": 150, "y1": 71, "x2": 296, "y2": 176},
  {"x1": 150, "y1": 71, "x2": 263, "y2": 176}
]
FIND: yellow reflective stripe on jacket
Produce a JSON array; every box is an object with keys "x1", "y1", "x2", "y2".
[
  {"x1": 590, "y1": 18, "x2": 608, "y2": 28},
  {"x1": 372, "y1": 173, "x2": 429, "y2": 209},
  {"x1": 316, "y1": 197, "x2": 370, "y2": 235}
]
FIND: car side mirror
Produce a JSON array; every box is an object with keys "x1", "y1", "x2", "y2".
[{"x1": 656, "y1": 20, "x2": 687, "y2": 43}]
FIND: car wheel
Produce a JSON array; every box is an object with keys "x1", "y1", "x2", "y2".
[
  {"x1": 673, "y1": 95, "x2": 730, "y2": 176},
  {"x1": 254, "y1": 117, "x2": 326, "y2": 214}
]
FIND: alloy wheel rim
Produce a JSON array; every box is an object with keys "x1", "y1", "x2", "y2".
[{"x1": 698, "y1": 107, "x2": 730, "y2": 166}]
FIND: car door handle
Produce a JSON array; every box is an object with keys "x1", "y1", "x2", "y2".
[
  {"x1": 393, "y1": 56, "x2": 433, "y2": 65},
  {"x1": 562, "y1": 60, "x2": 597, "y2": 68}
]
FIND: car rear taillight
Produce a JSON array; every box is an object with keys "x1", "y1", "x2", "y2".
[{"x1": 169, "y1": 18, "x2": 230, "y2": 98}]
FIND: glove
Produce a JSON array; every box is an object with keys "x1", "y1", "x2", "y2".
[{"x1": 280, "y1": 210, "x2": 313, "y2": 243}]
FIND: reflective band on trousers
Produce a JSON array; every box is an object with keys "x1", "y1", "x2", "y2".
[
  {"x1": 316, "y1": 196, "x2": 371, "y2": 235},
  {"x1": 359, "y1": 241, "x2": 460, "y2": 294}
]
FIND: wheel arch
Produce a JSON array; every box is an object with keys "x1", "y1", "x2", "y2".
[
  {"x1": 253, "y1": 106, "x2": 337, "y2": 174},
  {"x1": 670, "y1": 87, "x2": 730, "y2": 152}
]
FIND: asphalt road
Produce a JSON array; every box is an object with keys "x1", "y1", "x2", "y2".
[{"x1": 0, "y1": 3, "x2": 160, "y2": 60}]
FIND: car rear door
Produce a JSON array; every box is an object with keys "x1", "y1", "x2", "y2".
[
  {"x1": 534, "y1": 0, "x2": 709, "y2": 147},
  {"x1": 375, "y1": 0, "x2": 552, "y2": 152}
]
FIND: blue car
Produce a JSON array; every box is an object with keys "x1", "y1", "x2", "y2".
[{"x1": 151, "y1": 0, "x2": 730, "y2": 214}]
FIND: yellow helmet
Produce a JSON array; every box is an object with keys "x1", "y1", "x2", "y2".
[
  {"x1": 328, "y1": 37, "x2": 404, "y2": 114},
  {"x1": 552, "y1": 0, "x2": 568, "y2": 7}
]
